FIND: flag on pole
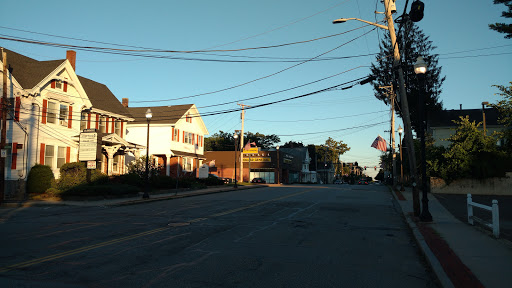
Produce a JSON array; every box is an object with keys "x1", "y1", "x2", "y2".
[
  {"x1": 243, "y1": 141, "x2": 256, "y2": 151},
  {"x1": 371, "y1": 135, "x2": 387, "y2": 152}
]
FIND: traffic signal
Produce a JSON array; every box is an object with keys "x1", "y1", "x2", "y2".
[
  {"x1": 364, "y1": 166, "x2": 367, "y2": 170},
  {"x1": 374, "y1": 166, "x2": 377, "y2": 171},
  {"x1": 410, "y1": 0, "x2": 424, "y2": 22}
]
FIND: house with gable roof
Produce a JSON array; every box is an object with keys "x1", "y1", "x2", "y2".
[
  {"x1": 1, "y1": 48, "x2": 141, "y2": 199},
  {"x1": 124, "y1": 102, "x2": 209, "y2": 177}
]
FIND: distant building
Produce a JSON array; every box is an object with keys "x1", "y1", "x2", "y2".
[{"x1": 429, "y1": 108, "x2": 502, "y2": 147}]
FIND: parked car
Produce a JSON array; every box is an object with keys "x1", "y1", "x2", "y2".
[
  {"x1": 334, "y1": 179, "x2": 343, "y2": 184},
  {"x1": 358, "y1": 179, "x2": 369, "y2": 185},
  {"x1": 251, "y1": 177, "x2": 266, "y2": 184}
]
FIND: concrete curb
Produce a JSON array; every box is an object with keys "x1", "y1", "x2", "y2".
[
  {"x1": 0, "y1": 185, "x2": 266, "y2": 208},
  {"x1": 389, "y1": 186, "x2": 454, "y2": 288}
]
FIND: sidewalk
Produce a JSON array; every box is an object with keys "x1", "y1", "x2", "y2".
[
  {"x1": 1, "y1": 185, "x2": 265, "y2": 208},
  {"x1": 392, "y1": 187, "x2": 512, "y2": 288}
]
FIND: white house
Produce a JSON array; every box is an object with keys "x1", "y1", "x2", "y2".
[
  {"x1": 124, "y1": 103, "x2": 209, "y2": 177},
  {"x1": 1, "y1": 48, "x2": 139, "y2": 199}
]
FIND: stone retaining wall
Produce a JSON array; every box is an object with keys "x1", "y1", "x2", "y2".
[{"x1": 431, "y1": 172, "x2": 512, "y2": 195}]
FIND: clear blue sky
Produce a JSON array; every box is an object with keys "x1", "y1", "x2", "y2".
[{"x1": 2, "y1": 1, "x2": 511, "y2": 178}]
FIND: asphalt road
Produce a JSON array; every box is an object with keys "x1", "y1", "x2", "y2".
[{"x1": 0, "y1": 184, "x2": 438, "y2": 287}]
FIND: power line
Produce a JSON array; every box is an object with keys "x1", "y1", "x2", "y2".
[{"x1": 246, "y1": 110, "x2": 388, "y2": 123}]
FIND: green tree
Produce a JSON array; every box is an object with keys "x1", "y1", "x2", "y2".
[
  {"x1": 315, "y1": 137, "x2": 350, "y2": 175},
  {"x1": 490, "y1": 82, "x2": 512, "y2": 152},
  {"x1": 489, "y1": 0, "x2": 512, "y2": 39},
  {"x1": 282, "y1": 141, "x2": 305, "y2": 148},
  {"x1": 204, "y1": 131, "x2": 280, "y2": 151},
  {"x1": 370, "y1": 19, "x2": 445, "y2": 132}
]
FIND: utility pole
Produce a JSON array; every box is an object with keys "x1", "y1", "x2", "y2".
[
  {"x1": 379, "y1": 84, "x2": 397, "y2": 188},
  {"x1": 238, "y1": 103, "x2": 250, "y2": 183},
  {"x1": 1, "y1": 49, "x2": 7, "y2": 203},
  {"x1": 383, "y1": 0, "x2": 420, "y2": 216}
]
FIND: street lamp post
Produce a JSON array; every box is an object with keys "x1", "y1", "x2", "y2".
[
  {"x1": 233, "y1": 132, "x2": 238, "y2": 189},
  {"x1": 143, "y1": 108, "x2": 152, "y2": 199},
  {"x1": 398, "y1": 125, "x2": 405, "y2": 192},
  {"x1": 482, "y1": 101, "x2": 489, "y2": 135},
  {"x1": 276, "y1": 146, "x2": 280, "y2": 184},
  {"x1": 414, "y1": 57, "x2": 432, "y2": 222}
]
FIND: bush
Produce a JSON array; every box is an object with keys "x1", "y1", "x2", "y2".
[
  {"x1": 198, "y1": 174, "x2": 224, "y2": 186},
  {"x1": 150, "y1": 175, "x2": 176, "y2": 188},
  {"x1": 44, "y1": 187, "x2": 62, "y2": 197},
  {"x1": 57, "y1": 162, "x2": 108, "y2": 191},
  {"x1": 60, "y1": 184, "x2": 140, "y2": 199},
  {"x1": 27, "y1": 165, "x2": 55, "y2": 194}
]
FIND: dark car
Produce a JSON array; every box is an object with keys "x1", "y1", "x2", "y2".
[
  {"x1": 358, "y1": 179, "x2": 369, "y2": 185},
  {"x1": 251, "y1": 177, "x2": 266, "y2": 184}
]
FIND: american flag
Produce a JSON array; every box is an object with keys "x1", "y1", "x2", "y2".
[
  {"x1": 371, "y1": 135, "x2": 387, "y2": 152},
  {"x1": 243, "y1": 141, "x2": 256, "y2": 151}
]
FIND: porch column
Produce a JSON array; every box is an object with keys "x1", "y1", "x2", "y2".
[
  {"x1": 104, "y1": 145, "x2": 121, "y2": 176},
  {"x1": 165, "y1": 154, "x2": 172, "y2": 176}
]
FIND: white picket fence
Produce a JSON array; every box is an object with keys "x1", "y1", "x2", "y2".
[{"x1": 467, "y1": 194, "x2": 500, "y2": 238}]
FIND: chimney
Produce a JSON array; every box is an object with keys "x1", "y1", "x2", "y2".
[
  {"x1": 66, "y1": 50, "x2": 76, "y2": 71},
  {"x1": 122, "y1": 98, "x2": 129, "y2": 108},
  {"x1": 460, "y1": 104, "x2": 462, "y2": 110}
]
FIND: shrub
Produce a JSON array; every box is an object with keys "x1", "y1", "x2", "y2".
[
  {"x1": 57, "y1": 162, "x2": 108, "y2": 191},
  {"x1": 44, "y1": 187, "x2": 61, "y2": 197},
  {"x1": 111, "y1": 173, "x2": 144, "y2": 187},
  {"x1": 60, "y1": 184, "x2": 140, "y2": 199},
  {"x1": 150, "y1": 175, "x2": 176, "y2": 188},
  {"x1": 27, "y1": 165, "x2": 55, "y2": 194},
  {"x1": 198, "y1": 174, "x2": 224, "y2": 186}
]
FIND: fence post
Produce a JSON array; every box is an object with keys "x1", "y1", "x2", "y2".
[
  {"x1": 467, "y1": 194, "x2": 474, "y2": 225},
  {"x1": 492, "y1": 200, "x2": 500, "y2": 238}
]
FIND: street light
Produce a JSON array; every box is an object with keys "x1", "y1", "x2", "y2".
[
  {"x1": 398, "y1": 125, "x2": 405, "y2": 192},
  {"x1": 276, "y1": 146, "x2": 280, "y2": 184},
  {"x1": 233, "y1": 132, "x2": 238, "y2": 189},
  {"x1": 143, "y1": 108, "x2": 152, "y2": 199},
  {"x1": 482, "y1": 101, "x2": 489, "y2": 135},
  {"x1": 414, "y1": 56, "x2": 432, "y2": 222},
  {"x1": 332, "y1": 18, "x2": 389, "y2": 30}
]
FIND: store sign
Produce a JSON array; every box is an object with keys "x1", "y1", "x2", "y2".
[
  {"x1": 243, "y1": 157, "x2": 271, "y2": 162},
  {"x1": 79, "y1": 132, "x2": 101, "y2": 161},
  {"x1": 243, "y1": 147, "x2": 259, "y2": 154}
]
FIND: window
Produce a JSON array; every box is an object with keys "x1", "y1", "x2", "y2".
[
  {"x1": 186, "y1": 113, "x2": 192, "y2": 123},
  {"x1": 55, "y1": 81, "x2": 62, "y2": 90},
  {"x1": 183, "y1": 157, "x2": 192, "y2": 171},
  {"x1": 80, "y1": 112, "x2": 87, "y2": 131},
  {"x1": 47, "y1": 101, "x2": 57, "y2": 124},
  {"x1": 115, "y1": 120, "x2": 121, "y2": 136},
  {"x1": 59, "y1": 104, "x2": 69, "y2": 127},
  {"x1": 174, "y1": 128, "x2": 179, "y2": 141},
  {"x1": 45, "y1": 145, "x2": 55, "y2": 168},
  {"x1": 99, "y1": 116, "x2": 106, "y2": 133},
  {"x1": 57, "y1": 146, "x2": 66, "y2": 168},
  {"x1": 113, "y1": 155, "x2": 121, "y2": 173}
]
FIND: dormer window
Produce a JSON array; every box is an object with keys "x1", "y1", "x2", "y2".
[
  {"x1": 55, "y1": 81, "x2": 62, "y2": 89},
  {"x1": 51, "y1": 80, "x2": 68, "y2": 92},
  {"x1": 186, "y1": 113, "x2": 192, "y2": 123}
]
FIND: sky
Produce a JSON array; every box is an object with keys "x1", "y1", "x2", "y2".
[{"x1": 2, "y1": 0, "x2": 511, "y2": 178}]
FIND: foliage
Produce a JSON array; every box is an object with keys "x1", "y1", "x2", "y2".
[
  {"x1": 489, "y1": 0, "x2": 512, "y2": 39},
  {"x1": 428, "y1": 116, "x2": 511, "y2": 183},
  {"x1": 110, "y1": 173, "x2": 144, "y2": 187},
  {"x1": 370, "y1": 19, "x2": 444, "y2": 133},
  {"x1": 375, "y1": 170, "x2": 384, "y2": 181},
  {"x1": 281, "y1": 141, "x2": 305, "y2": 148},
  {"x1": 490, "y1": 82, "x2": 512, "y2": 153},
  {"x1": 60, "y1": 184, "x2": 139, "y2": 199},
  {"x1": 198, "y1": 174, "x2": 225, "y2": 186},
  {"x1": 127, "y1": 156, "x2": 161, "y2": 180},
  {"x1": 57, "y1": 162, "x2": 108, "y2": 191},
  {"x1": 27, "y1": 164, "x2": 55, "y2": 194},
  {"x1": 315, "y1": 137, "x2": 350, "y2": 175},
  {"x1": 204, "y1": 131, "x2": 280, "y2": 151}
]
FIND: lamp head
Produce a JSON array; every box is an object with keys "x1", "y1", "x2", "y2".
[
  {"x1": 414, "y1": 56, "x2": 427, "y2": 74},
  {"x1": 233, "y1": 134, "x2": 238, "y2": 139},
  {"x1": 332, "y1": 18, "x2": 348, "y2": 24},
  {"x1": 482, "y1": 101, "x2": 489, "y2": 106},
  {"x1": 398, "y1": 125, "x2": 403, "y2": 134},
  {"x1": 145, "y1": 108, "x2": 152, "y2": 119}
]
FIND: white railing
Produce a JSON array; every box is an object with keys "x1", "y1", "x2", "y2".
[{"x1": 467, "y1": 194, "x2": 500, "y2": 238}]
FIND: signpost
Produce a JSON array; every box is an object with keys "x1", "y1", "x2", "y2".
[
  {"x1": 79, "y1": 129, "x2": 101, "y2": 183},
  {"x1": 198, "y1": 164, "x2": 209, "y2": 179}
]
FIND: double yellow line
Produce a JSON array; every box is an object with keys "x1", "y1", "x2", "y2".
[{"x1": 0, "y1": 188, "x2": 314, "y2": 273}]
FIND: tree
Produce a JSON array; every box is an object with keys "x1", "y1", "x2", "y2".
[
  {"x1": 315, "y1": 137, "x2": 350, "y2": 176},
  {"x1": 204, "y1": 131, "x2": 280, "y2": 151},
  {"x1": 370, "y1": 19, "x2": 445, "y2": 132},
  {"x1": 282, "y1": 141, "x2": 305, "y2": 148},
  {"x1": 490, "y1": 82, "x2": 512, "y2": 152},
  {"x1": 489, "y1": 0, "x2": 512, "y2": 39}
]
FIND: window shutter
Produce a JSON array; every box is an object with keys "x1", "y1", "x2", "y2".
[
  {"x1": 14, "y1": 97, "x2": 21, "y2": 121},
  {"x1": 42, "y1": 99, "x2": 48, "y2": 124},
  {"x1": 120, "y1": 121, "x2": 124, "y2": 137},
  {"x1": 51, "y1": 80, "x2": 56, "y2": 89},
  {"x1": 40, "y1": 143, "x2": 45, "y2": 164},
  {"x1": 68, "y1": 105, "x2": 73, "y2": 128},
  {"x1": 111, "y1": 118, "x2": 115, "y2": 133},
  {"x1": 105, "y1": 117, "x2": 109, "y2": 133},
  {"x1": 176, "y1": 129, "x2": 179, "y2": 142},
  {"x1": 63, "y1": 81, "x2": 68, "y2": 92},
  {"x1": 11, "y1": 142, "x2": 18, "y2": 170},
  {"x1": 172, "y1": 127, "x2": 175, "y2": 141},
  {"x1": 95, "y1": 114, "x2": 99, "y2": 129},
  {"x1": 183, "y1": 131, "x2": 185, "y2": 143},
  {"x1": 196, "y1": 135, "x2": 199, "y2": 146},
  {"x1": 87, "y1": 113, "x2": 91, "y2": 129},
  {"x1": 66, "y1": 147, "x2": 71, "y2": 163}
]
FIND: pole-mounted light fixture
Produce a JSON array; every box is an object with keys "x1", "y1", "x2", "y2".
[
  {"x1": 143, "y1": 108, "x2": 152, "y2": 199},
  {"x1": 414, "y1": 56, "x2": 427, "y2": 75}
]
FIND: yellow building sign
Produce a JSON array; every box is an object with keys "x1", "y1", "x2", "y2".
[
  {"x1": 243, "y1": 147, "x2": 259, "y2": 154},
  {"x1": 243, "y1": 157, "x2": 271, "y2": 162}
]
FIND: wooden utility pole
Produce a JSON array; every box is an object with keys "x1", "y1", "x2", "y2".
[
  {"x1": 383, "y1": 0, "x2": 420, "y2": 216},
  {"x1": 379, "y1": 84, "x2": 397, "y2": 188},
  {"x1": 1, "y1": 49, "x2": 8, "y2": 203},
  {"x1": 237, "y1": 103, "x2": 250, "y2": 183}
]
